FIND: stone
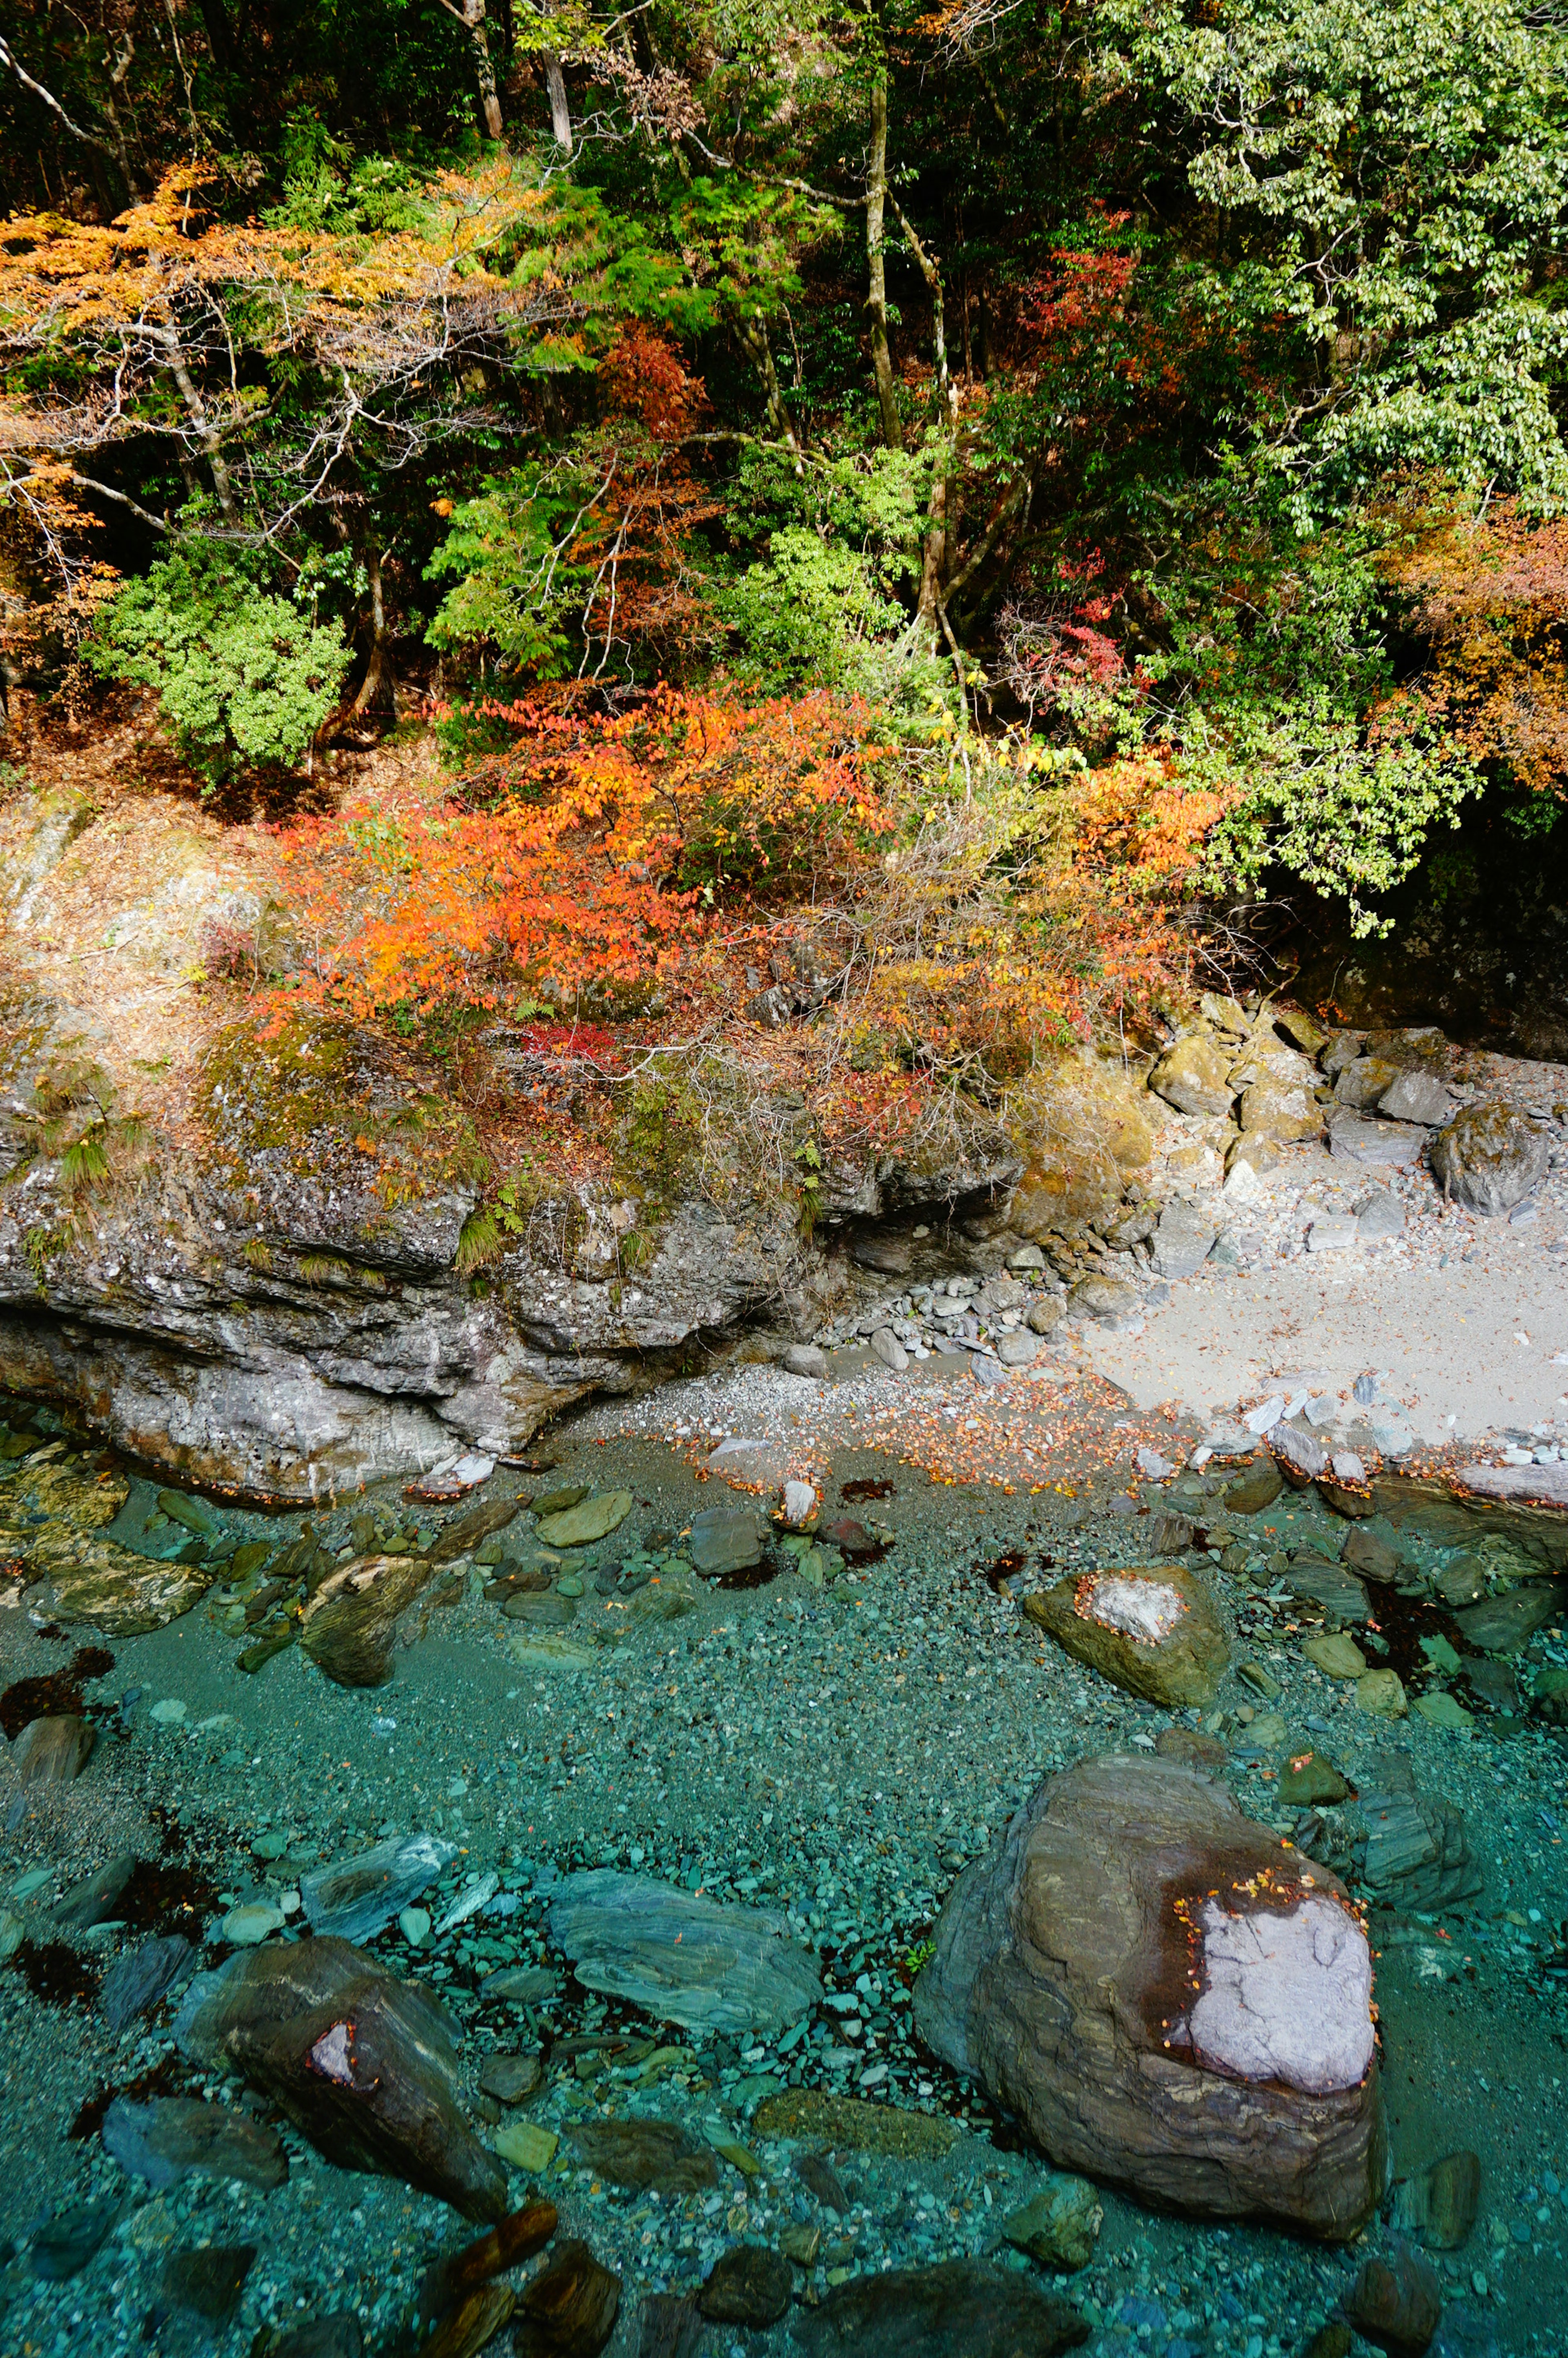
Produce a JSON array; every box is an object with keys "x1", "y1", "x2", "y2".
[
  {"x1": 698, "y1": 2244, "x2": 792, "y2": 2327},
  {"x1": 1150, "y1": 1200, "x2": 1218, "y2": 1280},
  {"x1": 1027, "y1": 1298, "x2": 1065, "y2": 1337},
  {"x1": 259, "y1": 2316, "x2": 364, "y2": 2358},
  {"x1": 687, "y1": 1507, "x2": 762, "y2": 1579},
  {"x1": 1379, "y1": 1069, "x2": 1456, "y2": 1127},
  {"x1": 1414, "y1": 1692, "x2": 1474, "y2": 1731},
  {"x1": 514, "y1": 2240, "x2": 621, "y2": 2358},
  {"x1": 870, "y1": 1328, "x2": 909, "y2": 1373},
  {"x1": 417, "y1": 2288, "x2": 516, "y2": 2358},
  {"x1": 1344, "y1": 1527, "x2": 1405, "y2": 1585},
  {"x1": 54, "y1": 1850, "x2": 136, "y2": 1928},
  {"x1": 532, "y1": 1486, "x2": 589, "y2": 1516},
  {"x1": 791, "y1": 2259, "x2": 1091, "y2": 2356},
  {"x1": 160, "y1": 2244, "x2": 257, "y2": 2323},
  {"x1": 1226, "y1": 1460, "x2": 1284, "y2": 1515},
  {"x1": 636, "y1": 2294, "x2": 704, "y2": 2358},
  {"x1": 26, "y1": 2196, "x2": 123, "y2": 2281},
  {"x1": 1273, "y1": 1426, "x2": 1328, "y2": 1486},
  {"x1": 505, "y1": 1631, "x2": 598, "y2": 1673},
  {"x1": 1357, "y1": 1189, "x2": 1406, "y2": 1239},
  {"x1": 972, "y1": 1354, "x2": 1008, "y2": 1386},
  {"x1": 174, "y1": 1934, "x2": 508, "y2": 2222},
  {"x1": 1022, "y1": 1565, "x2": 1230, "y2": 1708},
  {"x1": 428, "y1": 1499, "x2": 522, "y2": 1564},
  {"x1": 1463, "y1": 1657, "x2": 1518, "y2": 1713},
  {"x1": 222, "y1": 1901, "x2": 288, "y2": 1946},
  {"x1": 482, "y1": 1964, "x2": 560, "y2": 2006},
  {"x1": 494, "y1": 2122, "x2": 561, "y2": 2172},
  {"x1": 417, "y1": 2202, "x2": 559, "y2": 2324},
  {"x1": 535, "y1": 1491, "x2": 633, "y2": 1548},
  {"x1": 1343, "y1": 2244, "x2": 1443, "y2": 2356},
  {"x1": 567, "y1": 2120, "x2": 718, "y2": 2194},
  {"x1": 795, "y1": 2155, "x2": 849, "y2": 2210},
  {"x1": 1067, "y1": 1274, "x2": 1143, "y2": 1326},
  {"x1": 782, "y1": 1481, "x2": 817, "y2": 1527},
  {"x1": 1238, "y1": 1070, "x2": 1321, "y2": 1142},
  {"x1": 1430, "y1": 1102, "x2": 1548, "y2": 1216},
  {"x1": 9, "y1": 1713, "x2": 94, "y2": 1786},
  {"x1": 1433, "y1": 1554, "x2": 1487, "y2": 1608},
  {"x1": 1145, "y1": 1511, "x2": 1196, "y2": 1555},
  {"x1": 753, "y1": 2089, "x2": 958, "y2": 2158},
  {"x1": 1308, "y1": 1216, "x2": 1360, "y2": 1253},
  {"x1": 1007, "y1": 1243, "x2": 1048, "y2": 1269},
  {"x1": 1334, "y1": 1057, "x2": 1403, "y2": 1111},
  {"x1": 1002, "y1": 2173, "x2": 1104, "y2": 2271},
  {"x1": 301, "y1": 1833, "x2": 458, "y2": 1943},
  {"x1": 1149, "y1": 1033, "x2": 1236, "y2": 1118},
  {"x1": 1356, "y1": 1668, "x2": 1408, "y2": 1717},
  {"x1": 1328, "y1": 1114, "x2": 1425, "y2": 1168},
  {"x1": 401, "y1": 1908, "x2": 432, "y2": 1948},
  {"x1": 301, "y1": 1553, "x2": 440, "y2": 1688},
  {"x1": 1454, "y1": 1586, "x2": 1557, "y2": 1654},
  {"x1": 1, "y1": 1456, "x2": 216, "y2": 1636},
  {"x1": 503, "y1": 1592, "x2": 579, "y2": 1627},
  {"x1": 995, "y1": 1332, "x2": 1038, "y2": 1367},
  {"x1": 102, "y1": 2095, "x2": 288, "y2": 2191},
  {"x1": 1287, "y1": 1561, "x2": 1370, "y2": 1628},
  {"x1": 1154, "y1": 1726, "x2": 1229, "y2": 1769},
  {"x1": 408, "y1": 1455, "x2": 495, "y2": 1503},
  {"x1": 1392, "y1": 2151, "x2": 1482, "y2": 2252},
  {"x1": 548, "y1": 1872, "x2": 822, "y2": 2036},
  {"x1": 913, "y1": 1755, "x2": 1386, "y2": 2236},
  {"x1": 783, "y1": 1344, "x2": 827, "y2": 1378},
  {"x1": 480, "y1": 2053, "x2": 543, "y2": 2104},
  {"x1": 0, "y1": 1907, "x2": 24, "y2": 1959},
  {"x1": 1357, "y1": 1756, "x2": 1481, "y2": 1911},
  {"x1": 1278, "y1": 1750, "x2": 1351, "y2": 1807}
]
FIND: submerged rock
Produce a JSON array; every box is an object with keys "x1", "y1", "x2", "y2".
[
  {"x1": 913, "y1": 1755, "x2": 1387, "y2": 2236},
  {"x1": 1002, "y1": 2172, "x2": 1104, "y2": 2271},
  {"x1": 1453, "y1": 1586, "x2": 1558, "y2": 1654},
  {"x1": 300, "y1": 1832, "x2": 458, "y2": 1943},
  {"x1": 0, "y1": 1457, "x2": 216, "y2": 1634},
  {"x1": 535, "y1": 1490, "x2": 633, "y2": 1548},
  {"x1": 699, "y1": 2244, "x2": 792, "y2": 2327},
  {"x1": 99, "y1": 1933, "x2": 195, "y2": 2032},
  {"x1": 300, "y1": 1554, "x2": 439, "y2": 1687},
  {"x1": 548, "y1": 1872, "x2": 821, "y2": 2036},
  {"x1": 1356, "y1": 1756, "x2": 1482, "y2": 1913},
  {"x1": 103, "y1": 2095, "x2": 288, "y2": 2191},
  {"x1": 1392, "y1": 2150, "x2": 1482, "y2": 2252},
  {"x1": 566, "y1": 2120, "x2": 718, "y2": 2195},
  {"x1": 174, "y1": 1934, "x2": 507, "y2": 2221},
  {"x1": 160, "y1": 2244, "x2": 257, "y2": 2322},
  {"x1": 9, "y1": 1713, "x2": 95, "y2": 1786},
  {"x1": 791, "y1": 2259, "x2": 1087, "y2": 2357},
  {"x1": 1344, "y1": 2243, "x2": 1443, "y2": 2356},
  {"x1": 514, "y1": 2240, "x2": 621, "y2": 2358},
  {"x1": 687, "y1": 1506, "x2": 763, "y2": 1579},
  {"x1": 1021, "y1": 1566, "x2": 1230, "y2": 1708}
]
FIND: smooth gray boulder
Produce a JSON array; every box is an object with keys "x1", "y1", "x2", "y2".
[
  {"x1": 548, "y1": 1871, "x2": 822, "y2": 2036},
  {"x1": 1378, "y1": 1069, "x2": 1456, "y2": 1127},
  {"x1": 1150, "y1": 1200, "x2": 1217, "y2": 1280},
  {"x1": 913, "y1": 1755, "x2": 1387, "y2": 2237},
  {"x1": 301, "y1": 1833, "x2": 459, "y2": 1943}
]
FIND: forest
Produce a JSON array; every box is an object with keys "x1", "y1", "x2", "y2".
[{"x1": 3, "y1": 0, "x2": 1568, "y2": 1124}]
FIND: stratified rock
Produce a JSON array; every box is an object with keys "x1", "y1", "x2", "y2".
[
  {"x1": 514, "y1": 2240, "x2": 620, "y2": 2358},
  {"x1": 1149, "y1": 1034, "x2": 1236, "y2": 1118},
  {"x1": 1357, "y1": 1756, "x2": 1482, "y2": 1913},
  {"x1": 567, "y1": 2120, "x2": 718, "y2": 2195},
  {"x1": 698, "y1": 2244, "x2": 792, "y2": 2327},
  {"x1": 1002, "y1": 2173, "x2": 1103, "y2": 2271},
  {"x1": 1150, "y1": 1201, "x2": 1218, "y2": 1280},
  {"x1": 9, "y1": 1714, "x2": 94, "y2": 1786},
  {"x1": 637, "y1": 2293, "x2": 704, "y2": 2358},
  {"x1": 102, "y1": 2096, "x2": 288, "y2": 2191},
  {"x1": 790, "y1": 2259, "x2": 1088, "y2": 2357},
  {"x1": 1285, "y1": 1559, "x2": 1370, "y2": 1628},
  {"x1": 548, "y1": 1873, "x2": 821, "y2": 2036},
  {"x1": 300, "y1": 1554, "x2": 439, "y2": 1686},
  {"x1": 417, "y1": 2202, "x2": 558, "y2": 2323},
  {"x1": 479, "y1": 2053, "x2": 542, "y2": 2104},
  {"x1": 301, "y1": 1833, "x2": 458, "y2": 1942},
  {"x1": 427, "y1": 1498, "x2": 521, "y2": 1564},
  {"x1": 1327, "y1": 1114, "x2": 1425, "y2": 1169},
  {"x1": 54, "y1": 1850, "x2": 136, "y2": 1927},
  {"x1": 913, "y1": 1756, "x2": 1387, "y2": 2236},
  {"x1": 688, "y1": 1507, "x2": 762, "y2": 1579},
  {"x1": 1226, "y1": 1460, "x2": 1284, "y2": 1515},
  {"x1": 1379, "y1": 1071, "x2": 1456, "y2": 1127},
  {"x1": 1454, "y1": 1586, "x2": 1557, "y2": 1654},
  {"x1": 1155, "y1": 1726, "x2": 1229, "y2": 1769},
  {"x1": 1344, "y1": 2244, "x2": 1443, "y2": 2356},
  {"x1": 1334, "y1": 1058, "x2": 1403, "y2": 1111},
  {"x1": 1430, "y1": 1103, "x2": 1547, "y2": 1216},
  {"x1": 482, "y1": 1964, "x2": 559, "y2": 2006},
  {"x1": 535, "y1": 1492, "x2": 633, "y2": 1548},
  {"x1": 1022, "y1": 1566, "x2": 1230, "y2": 1708},
  {"x1": 1433, "y1": 1554, "x2": 1487, "y2": 1608},
  {"x1": 1392, "y1": 2151, "x2": 1482, "y2": 2252},
  {"x1": 174, "y1": 1935, "x2": 507, "y2": 2221},
  {"x1": 160, "y1": 2245, "x2": 256, "y2": 2322},
  {"x1": 100, "y1": 1934, "x2": 194, "y2": 2032},
  {"x1": 1238, "y1": 1057, "x2": 1321, "y2": 1142},
  {"x1": 0, "y1": 1456, "x2": 216, "y2": 1634}
]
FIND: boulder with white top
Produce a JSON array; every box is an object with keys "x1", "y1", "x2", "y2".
[
  {"x1": 913, "y1": 1755, "x2": 1387, "y2": 2238},
  {"x1": 1021, "y1": 1565, "x2": 1230, "y2": 1708}
]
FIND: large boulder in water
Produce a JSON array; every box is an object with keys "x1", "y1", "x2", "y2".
[
  {"x1": 1021, "y1": 1566, "x2": 1230, "y2": 1708},
  {"x1": 174, "y1": 1935, "x2": 506, "y2": 2221},
  {"x1": 913, "y1": 1755, "x2": 1387, "y2": 2238}
]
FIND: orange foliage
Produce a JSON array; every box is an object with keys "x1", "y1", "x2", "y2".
[{"x1": 270, "y1": 686, "x2": 891, "y2": 1021}]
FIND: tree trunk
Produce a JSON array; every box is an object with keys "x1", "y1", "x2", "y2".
[
  {"x1": 866, "y1": 76, "x2": 902, "y2": 452},
  {"x1": 160, "y1": 326, "x2": 238, "y2": 519},
  {"x1": 740, "y1": 313, "x2": 804, "y2": 475},
  {"x1": 347, "y1": 546, "x2": 399, "y2": 722},
  {"x1": 542, "y1": 50, "x2": 572, "y2": 151}
]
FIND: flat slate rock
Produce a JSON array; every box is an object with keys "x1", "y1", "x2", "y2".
[
  {"x1": 535, "y1": 1490, "x2": 634, "y2": 1548},
  {"x1": 482, "y1": 1964, "x2": 559, "y2": 2006},
  {"x1": 752, "y1": 2090, "x2": 959, "y2": 2159},
  {"x1": 790, "y1": 2259, "x2": 1088, "y2": 2357},
  {"x1": 1328, "y1": 1114, "x2": 1425, "y2": 1167},
  {"x1": 301, "y1": 1833, "x2": 457, "y2": 1944},
  {"x1": 567, "y1": 2120, "x2": 718, "y2": 2195},
  {"x1": 1284, "y1": 1558, "x2": 1370, "y2": 1627},
  {"x1": 1454, "y1": 1586, "x2": 1558, "y2": 1654},
  {"x1": 548, "y1": 1872, "x2": 821, "y2": 2036},
  {"x1": 699, "y1": 2244, "x2": 792, "y2": 2327},
  {"x1": 687, "y1": 1507, "x2": 763, "y2": 1578},
  {"x1": 103, "y1": 2096, "x2": 288, "y2": 2191},
  {"x1": 160, "y1": 2244, "x2": 257, "y2": 2322},
  {"x1": 100, "y1": 1934, "x2": 195, "y2": 2033},
  {"x1": 1358, "y1": 1754, "x2": 1483, "y2": 1912}
]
